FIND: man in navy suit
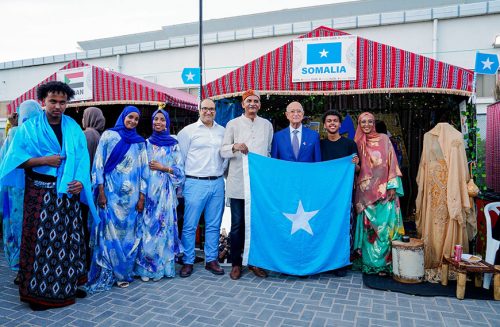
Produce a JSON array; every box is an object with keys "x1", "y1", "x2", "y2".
[{"x1": 271, "y1": 101, "x2": 321, "y2": 162}]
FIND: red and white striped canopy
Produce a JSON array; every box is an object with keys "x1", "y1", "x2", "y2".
[
  {"x1": 202, "y1": 26, "x2": 474, "y2": 99},
  {"x1": 8, "y1": 60, "x2": 198, "y2": 113}
]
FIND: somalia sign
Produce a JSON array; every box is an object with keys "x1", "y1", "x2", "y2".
[
  {"x1": 56, "y1": 66, "x2": 93, "y2": 101},
  {"x1": 292, "y1": 35, "x2": 357, "y2": 82}
]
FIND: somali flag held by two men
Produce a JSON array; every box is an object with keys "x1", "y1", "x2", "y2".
[{"x1": 242, "y1": 153, "x2": 355, "y2": 276}]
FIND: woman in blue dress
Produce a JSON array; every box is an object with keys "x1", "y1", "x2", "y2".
[
  {"x1": 86, "y1": 106, "x2": 148, "y2": 292},
  {"x1": 0, "y1": 100, "x2": 42, "y2": 273},
  {"x1": 135, "y1": 109, "x2": 184, "y2": 281}
]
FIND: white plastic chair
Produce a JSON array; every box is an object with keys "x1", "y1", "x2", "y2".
[{"x1": 483, "y1": 202, "x2": 500, "y2": 289}]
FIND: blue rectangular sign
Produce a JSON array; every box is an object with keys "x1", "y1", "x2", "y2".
[{"x1": 306, "y1": 42, "x2": 342, "y2": 65}]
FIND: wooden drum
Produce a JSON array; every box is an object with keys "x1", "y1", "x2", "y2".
[{"x1": 391, "y1": 238, "x2": 425, "y2": 284}]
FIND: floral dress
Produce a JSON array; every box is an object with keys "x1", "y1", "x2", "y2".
[
  {"x1": 135, "y1": 140, "x2": 184, "y2": 279},
  {"x1": 86, "y1": 130, "x2": 148, "y2": 293}
]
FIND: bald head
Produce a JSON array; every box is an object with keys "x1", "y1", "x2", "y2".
[
  {"x1": 200, "y1": 98, "x2": 215, "y2": 109},
  {"x1": 286, "y1": 101, "x2": 303, "y2": 113},
  {"x1": 285, "y1": 101, "x2": 304, "y2": 129}
]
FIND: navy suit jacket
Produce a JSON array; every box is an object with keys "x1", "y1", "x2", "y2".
[{"x1": 271, "y1": 126, "x2": 321, "y2": 162}]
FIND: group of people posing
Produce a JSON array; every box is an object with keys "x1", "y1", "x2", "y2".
[{"x1": 0, "y1": 83, "x2": 404, "y2": 311}]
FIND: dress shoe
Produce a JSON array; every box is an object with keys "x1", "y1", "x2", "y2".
[
  {"x1": 229, "y1": 265, "x2": 241, "y2": 280},
  {"x1": 205, "y1": 260, "x2": 225, "y2": 275},
  {"x1": 180, "y1": 264, "x2": 193, "y2": 278},
  {"x1": 248, "y1": 265, "x2": 268, "y2": 278}
]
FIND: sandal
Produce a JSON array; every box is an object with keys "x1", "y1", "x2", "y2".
[{"x1": 117, "y1": 281, "x2": 129, "y2": 288}]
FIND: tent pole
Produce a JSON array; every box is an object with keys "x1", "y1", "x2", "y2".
[{"x1": 199, "y1": 0, "x2": 203, "y2": 101}]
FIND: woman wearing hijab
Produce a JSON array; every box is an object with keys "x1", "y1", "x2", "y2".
[
  {"x1": 353, "y1": 112, "x2": 404, "y2": 275},
  {"x1": 81, "y1": 107, "x2": 106, "y2": 270},
  {"x1": 0, "y1": 100, "x2": 42, "y2": 274},
  {"x1": 82, "y1": 107, "x2": 106, "y2": 167},
  {"x1": 135, "y1": 109, "x2": 184, "y2": 281},
  {"x1": 86, "y1": 106, "x2": 148, "y2": 292}
]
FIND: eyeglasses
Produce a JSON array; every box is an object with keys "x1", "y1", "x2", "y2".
[
  {"x1": 201, "y1": 107, "x2": 216, "y2": 112},
  {"x1": 287, "y1": 110, "x2": 304, "y2": 114}
]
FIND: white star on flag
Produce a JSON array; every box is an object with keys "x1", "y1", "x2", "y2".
[
  {"x1": 282, "y1": 200, "x2": 319, "y2": 236},
  {"x1": 186, "y1": 71, "x2": 195, "y2": 81},
  {"x1": 482, "y1": 57, "x2": 494, "y2": 70},
  {"x1": 319, "y1": 49, "x2": 329, "y2": 58}
]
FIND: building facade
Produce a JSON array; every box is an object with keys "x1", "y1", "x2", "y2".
[{"x1": 1, "y1": 0, "x2": 499, "y2": 135}]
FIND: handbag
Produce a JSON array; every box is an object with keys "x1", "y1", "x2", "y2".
[{"x1": 467, "y1": 162, "x2": 479, "y2": 197}]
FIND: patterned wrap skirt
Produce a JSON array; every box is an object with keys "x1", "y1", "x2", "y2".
[{"x1": 18, "y1": 177, "x2": 86, "y2": 308}]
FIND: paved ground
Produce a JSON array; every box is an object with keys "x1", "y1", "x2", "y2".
[{"x1": 0, "y1": 253, "x2": 499, "y2": 327}]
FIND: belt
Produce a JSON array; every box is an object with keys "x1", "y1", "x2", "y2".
[{"x1": 186, "y1": 175, "x2": 222, "y2": 180}]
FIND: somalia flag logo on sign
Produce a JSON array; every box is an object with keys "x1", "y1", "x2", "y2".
[
  {"x1": 307, "y1": 42, "x2": 342, "y2": 65},
  {"x1": 242, "y1": 153, "x2": 354, "y2": 276},
  {"x1": 293, "y1": 35, "x2": 357, "y2": 83}
]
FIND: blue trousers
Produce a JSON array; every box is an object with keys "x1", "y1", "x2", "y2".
[{"x1": 181, "y1": 178, "x2": 225, "y2": 264}]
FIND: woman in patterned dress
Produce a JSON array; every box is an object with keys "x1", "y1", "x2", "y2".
[
  {"x1": 86, "y1": 106, "x2": 148, "y2": 292},
  {"x1": 135, "y1": 109, "x2": 184, "y2": 281},
  {"x1": 353, "y1": 112, "x2": 405, "y2": 275}
]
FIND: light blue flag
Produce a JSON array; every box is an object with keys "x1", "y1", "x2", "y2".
[
  {"x1": 474, "y1": 52, "x2": 499, "y2": 75},
  {"x1": 242, "y1": 153, "x2": 355, "y2": 275},
  {"x1": 307, "y1": 42, "x2": 342, "y2": 65}
]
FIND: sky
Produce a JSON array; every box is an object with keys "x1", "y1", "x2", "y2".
[{"x1": 0, "y1": 0, "x2": 354, "y2": 62}]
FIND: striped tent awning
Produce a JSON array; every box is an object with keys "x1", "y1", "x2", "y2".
[
  {"x1": 202, "y1": 26, "x2": 474, "y2": 99},
  {"x1": 8, "y1": 60, "x2": 198, "y2": 113}
]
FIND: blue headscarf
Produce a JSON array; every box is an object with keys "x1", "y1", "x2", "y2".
[
  {"x1": 103, "y1": 106, "x2": 145, "y2": 174},
  {"x1": 148, "y1": 109, "x2": 178, "y2": 147},
  {"x1": 18, "y1": 100, "x2": 43, "y2": 125},
  {"x1": 0, "y1": 100, "x2": 43, "y2": 188}
]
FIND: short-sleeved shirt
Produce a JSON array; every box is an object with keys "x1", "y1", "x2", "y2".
[{"x1": 320, "y1": 137, "x2": 358, "y2": 161}]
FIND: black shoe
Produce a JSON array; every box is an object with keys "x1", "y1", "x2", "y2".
[
  {"x1": 333, "y1": 268, "x2": 347, "y2": 277},
  {"x1": 29, "y1": 303, "x2": 50, "y2": 311},
  {"x1": 76, "y1": 288, "x2": 87, "y2": 298},
  {"x1": 13, "y1": 275, "x2": 20, "y2": 285}
]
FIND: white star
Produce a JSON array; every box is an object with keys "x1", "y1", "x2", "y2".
[
  {"x1": 319, "y1": 49, "x2": 329, "y2": 58},
  {"x1": 282, "y1": 200, "x2": 319, "y2": 236},
  {"x1": 482, "y1": 57, "x2": 494, "y2": 70},
  {"x1": 186, "y1": 71, "x2": 195, "y2": 81}
]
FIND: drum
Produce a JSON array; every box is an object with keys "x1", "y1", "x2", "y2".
[{"x1": 392, "y1": 238, "x2": 425, "y2": 284}]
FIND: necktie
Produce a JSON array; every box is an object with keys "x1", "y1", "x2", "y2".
[{"x1": 292, "y1": 129, "x2": 299, "y2": 159}]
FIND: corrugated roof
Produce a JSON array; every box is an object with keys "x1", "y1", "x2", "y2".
[{"x1": 78, "y1": 0, "x2": 485, "y2": 50}]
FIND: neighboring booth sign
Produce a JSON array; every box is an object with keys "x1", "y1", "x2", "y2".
[
  {"x1": 292, "y1": 35, "x2": 357, "y2": 83},
  {"x1": 57, "y1": 66, "x2": 93, "y2": 101},
  {"x1": 181, "y1": 67, "x2": 201, "y2": 85}
]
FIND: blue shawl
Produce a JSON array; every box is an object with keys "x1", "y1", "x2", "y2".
[
  {"x1": 103, "y1": 106, "x2": 145, "y2": 174},
  {"x1": 0, "y1": 112, "x2": 99, "y2": 224},
  {"x1": 148, "y1": 109, "x2": 178, "y2": 147}
]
